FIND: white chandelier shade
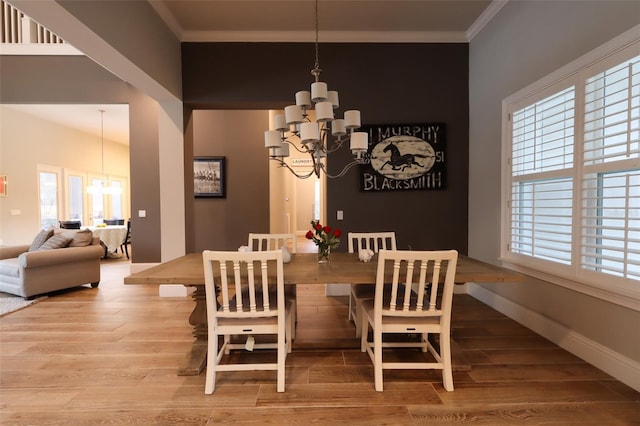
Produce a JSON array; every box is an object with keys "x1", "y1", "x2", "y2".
[{"x1": 264, "y1": 0, "x2": 369, "y2": 179}]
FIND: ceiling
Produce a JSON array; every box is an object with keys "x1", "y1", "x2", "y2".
[
  {"x1": 4, "y1": 104, "x2": 130, "y2": 146},
  {"x1": 6, "y1": 0, "x2": 501, "y2": 146},
  {"x1": 151, "y1": 0, "x2": 498, "y2": 43}
]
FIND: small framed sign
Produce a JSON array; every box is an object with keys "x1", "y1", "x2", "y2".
[
  {"x1": 194, "y1": 157, "x2": 226, "y2": 198},
  {"x1": 359, "y1": 123, "x2": 446, "y2": 192}
]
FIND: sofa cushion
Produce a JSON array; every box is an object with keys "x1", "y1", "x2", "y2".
[
  {"x1": 37, "y1": 234, "x2": 72, "y2": 251},
  {"x1": 0, "y1": 258, "x2": 21, "y2": 278},
  {"x1": 60, "y1": 229, "x2": 94, "y2": 247},
  {"x1": 28, "y1": 228, "x2": 54, "y2": 252}
]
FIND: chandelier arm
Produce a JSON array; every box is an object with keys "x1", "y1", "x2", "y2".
[
  {"x1": 282, "y1": 139, "x2": 314, "y2": 154},
  {"x1": 325, "y1": 137, "x2": 347, "y2": 154},
  {"x1": 318, "y1": 159, "x2": 365, "y2": 179}
]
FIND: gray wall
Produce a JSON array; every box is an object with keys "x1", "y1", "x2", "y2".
[
  {"x1": 468, "y1": 1, "x2": 640, "y2": 362},
  {"x1": 0, "y1": 55, "x2": 163, "y2": 262},
  {"x1": 182, "y1": 42, "x2": 469, "y2": 253},
  {"x1": 186, "y1": 110, "x2": 270, "y2": 251}
]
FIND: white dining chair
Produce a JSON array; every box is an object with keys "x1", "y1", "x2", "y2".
[
  {"x1": 361, "y1": 249, "x2": 458, "y2": 392},
  {"x1": 347, "y1": 232, "x2": 397, "y2": 337},
  {"x1": 248, "y1": 233, "x2": 297, "y2": 253},
  {"x1": 248, "y1": 233, "x2": 298, "y2": 338},
  {"x1": 202, "y1": 249, "x2": 293, "y2": 394}
]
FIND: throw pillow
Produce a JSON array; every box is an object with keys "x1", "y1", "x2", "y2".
[
  {"x1": 28, "y1": 228, "x2": 54, "y2": 252},
  {"x1": 37, "y1": 234, "x2": 72, "y2": 251},
  {"x1": 61, "y1": 229, "x2": 94, "y2": 247}
]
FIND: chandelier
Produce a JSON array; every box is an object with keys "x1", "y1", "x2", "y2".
[{"x1": 264, "y1": 0, "x2": 369, "y2": 179}]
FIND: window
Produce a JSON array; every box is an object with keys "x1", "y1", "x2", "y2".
[
  {"x1": 510, "y1": 87, "x2": 575, "y2": 265},
  {"x1": 67, "y1": 174, "x2": 85, "y2": 221},
  {"x1": 89, "y1": 177, "x2": 105, "y2": 225},
  {"x1": 38, "y1": 166, "x2": 128, "y2": 228},
  {"x1": 581, "y1": 58, "x2": 640, "y2": 280},
  {"x1": 503, "y1": 37, "x2": 639, "y2": 305},
  {"x1": 109, "y1": 178, "x2": 124, "y2": 220},
  {"x1": 39, "y1": 170, "x2": 59, "y2": 229}
]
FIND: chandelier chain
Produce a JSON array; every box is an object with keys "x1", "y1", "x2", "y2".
[
  {"x1": 312, "y1": 0, "x2": 321, "y2": 80},
  {"x1": 100, "y1": 109, "x2": 105, "y2": 179}
]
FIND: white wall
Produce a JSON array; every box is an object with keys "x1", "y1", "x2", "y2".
[
  {"x1": 468, "y1": 1, "x2": 640, "y2": 389},
  {"x1": 0, "y1": 106, "x2": 130, "y2": 245}
]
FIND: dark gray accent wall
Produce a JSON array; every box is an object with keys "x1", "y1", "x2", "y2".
[{"x1": 182, "y1": 42, "x2": 469, "y2": 253}]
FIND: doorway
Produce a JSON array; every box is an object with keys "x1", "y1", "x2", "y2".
[{"x1": 268, "y1": 111, "x2": 326, "y2": 236}]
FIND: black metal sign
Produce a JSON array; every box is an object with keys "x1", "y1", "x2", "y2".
[{"x1": 359, "y1": 123, "x2": 446, "y2": 192}]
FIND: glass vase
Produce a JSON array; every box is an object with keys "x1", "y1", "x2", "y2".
[{"x1": 317, "y1": 245, "x2": 330, "y2": 263}]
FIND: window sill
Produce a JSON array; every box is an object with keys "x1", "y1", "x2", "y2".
[{"x1": 499, "y1": 256, "x2": 640, "y2": 312}]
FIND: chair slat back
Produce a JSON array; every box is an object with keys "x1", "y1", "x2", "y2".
[
  {"x1": 203, "y1": 250, "x2": 284, "y2": 321},
  {"x1": 248, "y1": 233, "x2": 297, "y2": 253},
  {"x1": 347, "y1": 232, "x2": 397, "y2": 253},
  {"x1": 375, "y1": 249, "x2": 458, "y2": 318}
]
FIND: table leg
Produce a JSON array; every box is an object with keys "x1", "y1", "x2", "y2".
[{"x1": 177, "y1": 285, "x2": 208, "y2": 376}]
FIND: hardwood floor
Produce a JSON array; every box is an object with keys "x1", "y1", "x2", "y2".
[{"x1": 1, "y1": 254, "x2": 638, "y2": 425}]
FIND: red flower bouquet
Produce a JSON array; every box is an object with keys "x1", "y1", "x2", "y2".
[{"x1": 305, "y1": 220, "x2": 341, "y2": 262}]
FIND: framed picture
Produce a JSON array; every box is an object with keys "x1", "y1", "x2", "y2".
[
  {"x1": 194, "y1": 157, "x2": 226, "y2": 198},
  {"x1": 0, "y1": 174, "x2": 7, "y2": 197},
  {"x1": 359, "y1": 123, "x2": 447, "y2": 192}
]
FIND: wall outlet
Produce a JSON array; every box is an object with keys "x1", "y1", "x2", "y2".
[
  {"x1": 337, "y1": 210, "x2": 344, "y2": 220},
  {"x1": 10, "y1": 209, "x2": 20, "y2": 215},
  {"x1": 138, "y1": 210, "x2": 146, "y2": 218}
]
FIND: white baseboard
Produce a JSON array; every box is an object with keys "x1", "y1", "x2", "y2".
[
  {"x1": 467, "y1": 283, "x2": 640, "y2": 392},
  {"x1": 159, "y1": 284, "x2": 195, "y2": 298},
  {"x1": 129, "y1": 262, "x2": 159, "y2": 273}
]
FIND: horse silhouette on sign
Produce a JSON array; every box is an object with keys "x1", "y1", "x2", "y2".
[{"x1": 382, "y1": 142, "x2": 429, "y2": 171}]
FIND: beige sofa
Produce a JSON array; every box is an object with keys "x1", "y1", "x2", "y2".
[{"x1": 0, "y1": 229, "x2": 103, "y2": 299}]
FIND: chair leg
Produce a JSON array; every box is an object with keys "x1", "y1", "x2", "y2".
[
  {"x1": 290, "y1": 299, "x2": 296, "y2": 340},
  {"x1": 285, "y1": 284, "x2": 296, "y2": 339},
  {"x1": 204, "y1": 331, "x2": 218, "y2": 394},
  {"x1": 277, "y1": 321, "x2": 286, "y2": 392},
  {"x1": 348, "y1": 287, "x2": 354, "y2": 321},
  {"x1": 360, "y1": 311, "x2": 369, "y2": 352},
  {"x1": 224, "y1": 335, "x2": 231, "y2": 355},
  {"x1": 440, "y1": 334, "x2": 454, "y2": 391},
  {"x1": 286, "y1": 309, "x2": 293, "y2": 354},
  {"x1": 124, "y1": 243, "x2": 130, "y2": 259},
  {"x1": 374, "y1": 328, "x2": 383, "y2": 392},
  {"x1": 354, "y1": 298, "x2": 363, "y2": 338}
]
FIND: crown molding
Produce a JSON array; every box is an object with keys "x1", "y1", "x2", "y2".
[
  {"x1": 148, "y1": 0, "x2": 184, "y2": 41},
  {"x1": 467, "y1": 0, "x2": 509, "y2": 41},
  {"x1": 181, "y1": 30, "x2": 469, "y2": 44}
]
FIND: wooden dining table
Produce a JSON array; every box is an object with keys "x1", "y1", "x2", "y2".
[{"x1": 125, "y1": 252, "x2": 524, "y2": 375}]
